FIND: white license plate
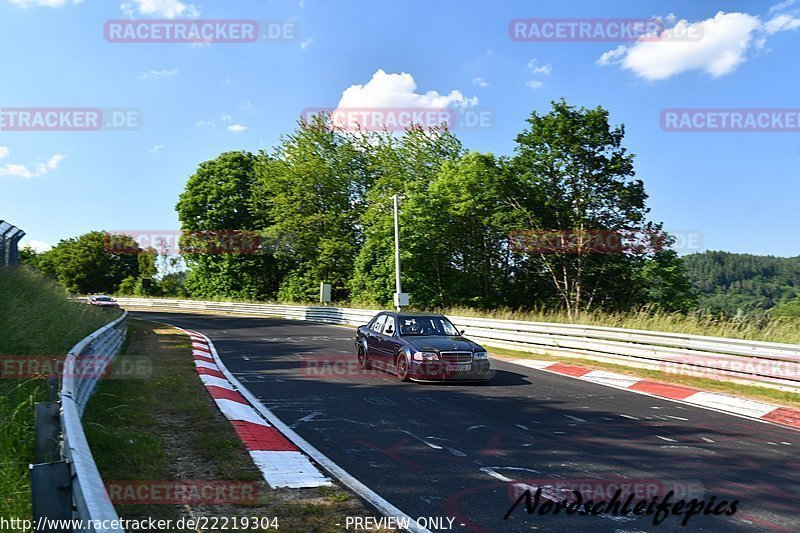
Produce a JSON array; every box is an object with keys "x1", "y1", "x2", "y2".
[{"x1": 446, "y1": 364, "x2": 471, "y2": 372}]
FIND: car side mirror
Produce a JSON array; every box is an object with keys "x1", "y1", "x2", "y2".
[
  {"x1": 386, "y1": 328, "x2": 394, "y2": 335},
  {"x1": 460, "y1": 329, "x2": 465, "y2": 335}
]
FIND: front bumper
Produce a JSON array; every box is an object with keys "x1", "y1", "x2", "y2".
[{"x1": 410, "y1": 359, "x2": 492, "y2": 381}]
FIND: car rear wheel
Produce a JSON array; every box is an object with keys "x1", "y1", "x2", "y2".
[
  {"x1": 357, "y1": 344, "x2": 370, "y2": 369},
  {"x1": 396, "y1": 352, "x2": 410, "y2": 382}
]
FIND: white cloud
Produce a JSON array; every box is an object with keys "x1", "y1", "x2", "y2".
[
  {"x1": 8, "y1": 0, "x2": 82, "y2": 8},
  {"x1": 597, "y1": 45, "x2": 629, "y2": 66},
  {"x1": 196, "y1": 119, "x2": 215, "y2": 128},
  {"x1": 763, "y1": 13, "x2": 800, "y2": 33},
  {"x1": 597, "y1": 11, "x2": 800, "y2": 81},
  {"x1": 0, "y1": 153, "x2": 65, "y2": 179},
  {"x1": 300, "y1": 37, "x2": 314, "y2": 50},
  {"x1": 227, "y1": 124, "x2": 247, "y2": 133},
  {"x1": 336, "y1": 69, "x2": 478, "y2": 112},
  {"x1": 528, "y1": 58, "x2": 552, "y2": 75},
  {"x1": 769, "y1": 0, "x2": 798, "y2": 14},
  {"x1": 149, "y1": 144, "x2": 166, "y2": 153},
  {"x1": 472, "y1": 77, "x2": 489, "y2": 88},
  {"x1": 121, "y1": 0, "x2": 199, "y2": 19},
  {"x1": 525, "y1": 80, "x2": 544, "y2": 90},
  {"x1": 21, "y1": 240, "x2": 52, "y2": 253},
  {"x1": 138, "y1": 68, "x2": 178, "y2": 80},
  {"x1": 219, "y1": 112, "x2": 232, "y2": 122},
  {"x1": 0, "y1": 146, "x2": 9, "y2": 159}
]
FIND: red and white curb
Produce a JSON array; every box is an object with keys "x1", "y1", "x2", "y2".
[
  {"x1": 185, "y1": 329, "x2": 332, "y2": 489},
  {"x1": 509, "y1": 359, "x2": 800, "y2": 430}
]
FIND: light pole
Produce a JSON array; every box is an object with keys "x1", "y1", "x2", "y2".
[{"x1": 392, "y1": 195, "x2": 408, "y2": 311}]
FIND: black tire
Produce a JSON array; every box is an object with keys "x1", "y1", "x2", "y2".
[
  {"x1": 396, "y1": 352, "x2": 411, "y2": 382},
  {"x1": 357, "y1": 344, "x2": 371, "y2": 369}
]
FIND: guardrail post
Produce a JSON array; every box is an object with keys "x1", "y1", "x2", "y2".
[
  {"x1": 34, "y1": 402, "x2": 61, "y2": 464},
  {"x1": 30, "y1": 460, "x2": 72, "y2": 531},
  {"x1": 45, "y1": 377, "x2": 60, "y2": 402}
]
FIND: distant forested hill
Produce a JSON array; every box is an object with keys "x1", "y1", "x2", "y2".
[{"x1": 682, "y1": 251, "x2": 800, "y2": 315}]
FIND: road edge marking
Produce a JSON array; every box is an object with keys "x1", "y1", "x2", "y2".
[
  {"x1": 506, "y1": 358, "x2": 800, "y2": 432},
  {"x1": 186, "y1": 327, "x2": 432, "y2": 533}
]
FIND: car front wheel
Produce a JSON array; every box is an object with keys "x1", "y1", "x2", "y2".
[{"x1": 396, "y1": 352, "x2": 410, "y2": 382}]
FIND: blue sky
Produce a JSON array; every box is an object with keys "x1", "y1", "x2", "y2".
[{"x1": 1, "y1": 0, "x2": 799, "y2": 257}]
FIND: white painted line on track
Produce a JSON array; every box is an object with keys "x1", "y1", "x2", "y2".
[
  {"x1": 215, "y1": 398, "x2": 271, "y2": 426},
  {"x1": 197, "y1": 329, "x2": 433, "y2": 533},
  {"x1": 684, "y1": 392, "x2": 776, "y2": 419},
  {"x1": 199, "y1": 374, "x2": 235, "y2": 390},
  {"x1": 250, "y1": 451, "x2": 332, "y2": 489},
  {"x1": 504, "y1": 358, "x2": 800, "y2": 433},
  {"x1": 194, "y1": 360, "x2": 219, "y2": 371}
]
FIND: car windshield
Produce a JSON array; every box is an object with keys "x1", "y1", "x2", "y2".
[
  {"x1": 96, "y1": 296, "x2": 113, "y2": 302},
  {"x1": 399, "y1": 316, "x2": 459, "y2": 336}
]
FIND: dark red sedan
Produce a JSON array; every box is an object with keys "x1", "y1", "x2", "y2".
[{"x1": 355, "y1": 312, "x2": 493, "y2": 382}]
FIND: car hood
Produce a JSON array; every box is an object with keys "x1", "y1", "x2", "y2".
[{"x1": 404, "y1": 336, "x2": 482, "y2": 353}]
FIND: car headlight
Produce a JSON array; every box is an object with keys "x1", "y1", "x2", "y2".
[
  {"x1": 473, "y1": 351, "x2": 489, "y2": 360},
  {"x1": 413, "y1": 351, "x2": 439, "y2": 361}
]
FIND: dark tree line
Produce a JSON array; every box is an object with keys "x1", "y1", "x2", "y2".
[
  {"x1": 175, "y1": 99, "x2": 697, "y2": 317},
  {"x1": 683, "y1": 251, "x2": 800, "y2": 315},
  {"x1": 21, "y1": 231, "x2": 148, "y2": 295}
]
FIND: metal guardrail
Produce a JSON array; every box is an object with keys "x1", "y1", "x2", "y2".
[
  {"x1": 114, "y1": 297, "x2": 800, "y2": 392},
  {"x1": 31, "y1": 312, "x2": 128, "y2": 533},
  {"x1": 0, "y1": 219, "x2": 25, "y2": 267}
]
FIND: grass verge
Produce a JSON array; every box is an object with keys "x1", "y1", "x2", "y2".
[
  {"x1": 490, "y1": 346, "x2": 800, "y2": 409},
  {"x1": 0, "y1": 267, "x2": 121, "y2": 526},
  {"x1": 83, "y1": 319, "x2": 389, "y2": 532}
]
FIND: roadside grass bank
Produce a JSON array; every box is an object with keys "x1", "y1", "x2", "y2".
[
  {"x1": 489, "y1": 346, "x2": 800, "y2": 410},
  {"x1": 82, "y1": 319, "x2": 389, "y2": 532},
  {"x1": 0, "y1": 267, "x2": 121, "y2": 526},
  {"x1": 109, "y1": 295, "x2": 800, "y2": 345}
]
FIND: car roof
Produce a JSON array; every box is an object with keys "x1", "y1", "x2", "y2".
[{"x1": 373, "y1": 311, "x2": 447, "y2": 319}]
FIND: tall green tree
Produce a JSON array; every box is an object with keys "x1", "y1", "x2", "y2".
[
  {"x1": 508, "y1": 99, "x2": 653, "y2": 317},
  {"x1": 258, "y1": 116, "x2": 372, "y2": 301},
  {"x1": 349, "y1": 126, "x2": 463, "y2": 305},
  {"x1": 398, "y1": 151, "x2": 510, "y2": 307},
  {"x1": 176, "y1": 151, "x2": 281, "y2": 300}
]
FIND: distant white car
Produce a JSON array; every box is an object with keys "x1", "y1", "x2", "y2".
[{"x1": 88, "y1": 295, "x2": 120, "y2": 309}]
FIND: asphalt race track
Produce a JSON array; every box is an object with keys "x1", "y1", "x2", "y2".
[{"x1": 132, "y1": 312, "x2": 800, "y2": 532}]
